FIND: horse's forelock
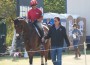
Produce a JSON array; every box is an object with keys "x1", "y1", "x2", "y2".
[
  {"x1": 14, "y1": 17, "x2": 25, "y2": 25},
  {"x1": 14, "y1": 19, "x2": 19, "y2": 25}
]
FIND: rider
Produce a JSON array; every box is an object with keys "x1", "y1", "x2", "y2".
[{"x1": 27, "y1": 0, "x2": 44, "y2": 42}]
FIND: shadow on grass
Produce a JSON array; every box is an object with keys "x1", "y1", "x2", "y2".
[
  {"x1": 12, "y1": 57, "x2": 29, "y2": 62},
  {"x1": 0, "y1": 55, "x2": 41, "y2": 62},
  {"x1": 73, "y1": 57, "x2": 82, "y2": 60},
  {"x1": 0, "y1": 55, "x2": 28, "y2": 62},
  {"x1": 0, "y1": 56, "x2": 12, "y2": 61}
]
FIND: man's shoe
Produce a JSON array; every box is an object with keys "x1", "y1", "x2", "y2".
[{"x1": 79, "y1": 53, "x2": 81, "y2": 57}]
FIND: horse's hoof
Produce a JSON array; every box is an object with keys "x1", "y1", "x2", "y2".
[{"x1": 41, "y1": 64, "x2": 44, "y2": 65}]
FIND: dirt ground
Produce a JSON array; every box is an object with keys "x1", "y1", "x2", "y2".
[{"x1": 0, "y1": 55, "x2": 90, "y2": 65}]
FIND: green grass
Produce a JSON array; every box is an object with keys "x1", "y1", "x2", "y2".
[{"x1": 86, "y1": 50, "x2": 90, "y2": 54}]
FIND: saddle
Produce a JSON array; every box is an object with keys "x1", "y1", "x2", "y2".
[{"x1": 34, "y1": 24, "x2": 49, "y2": 37}]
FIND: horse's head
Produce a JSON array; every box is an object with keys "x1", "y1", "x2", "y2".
[{"x1": 13, "y1": 17, "x2": 26, "y2": 36}]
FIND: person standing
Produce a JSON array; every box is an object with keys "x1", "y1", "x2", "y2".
[
  {"x1": 44, "y1": 17, "x2": 70, "y2": 65},
  {"x1": 72, "y1": 24, "x2": 81, "y2": 58}
]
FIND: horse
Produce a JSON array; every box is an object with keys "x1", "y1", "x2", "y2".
[{"x1": 13, "y1": 17, "x2": 51, "y2": 65}]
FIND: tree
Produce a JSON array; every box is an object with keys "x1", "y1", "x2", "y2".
[
  {"x1": 0, "y1": 0, "x2": 16, "y2": 46},
  {"x1": 44, "y1": 0, "x2": 66, "y2": 13}
]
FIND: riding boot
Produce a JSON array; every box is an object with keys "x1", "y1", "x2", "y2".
[
  {"x1": 33, "y1": 20, "x2": 45, "y2": 43},
  {"x1": 37, "y1": 28, "x2": 45, "y2": 44}
]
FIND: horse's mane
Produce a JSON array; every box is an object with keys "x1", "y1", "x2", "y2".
[{"x1": 14, "y1": 17, "x2": 25, "y2": 24}]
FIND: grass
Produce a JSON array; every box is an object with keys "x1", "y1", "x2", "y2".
[
  {"x1": 0, "y1": 56, "x2": 40, "y2": 65},
  {"x1": 0, "y1": 50, "x2": 90, "y2": 65},
  {"x1": 62, "y1": 50, "x2": 90, "y2": 55}
]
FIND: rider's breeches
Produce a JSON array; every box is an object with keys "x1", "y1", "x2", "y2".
[{"x1": 33, "y1": 21, "x2": 44, "y2": 38}]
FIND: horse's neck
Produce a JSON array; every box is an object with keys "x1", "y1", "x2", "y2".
[
  {"x1": 22, "y1": 23, "x2": 30, "y2": 34},
  {"x1": 23, "y1": 23, "x2": 34, "y2": 35}
]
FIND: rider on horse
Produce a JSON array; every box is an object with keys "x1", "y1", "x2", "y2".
[{"x1": 27, "y1": 0, "x2": 44, "y2": 42}]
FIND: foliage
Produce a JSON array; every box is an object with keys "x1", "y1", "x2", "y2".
[
  {"x1": 44, "y1": 0, "x2": 66, "y2": 13},
  {"x1": 0, "y1": 0, "x2": 16, "y2": 46}
]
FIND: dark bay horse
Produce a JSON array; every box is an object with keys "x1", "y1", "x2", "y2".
[{"x1": 13, "y1": 17, "x2": 51, "y2": 65}]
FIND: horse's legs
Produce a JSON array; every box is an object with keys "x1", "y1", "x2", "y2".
[
  {"x1": 29, "y1": 56, "x2": 33, "y2": 65},
  {"x1": 41, "y1": 55, "x2": 44, "y2": 65},
  {"x1": 45, "y1": 52, "x2": 48, "y2": 65},
  {"x1": 25, "y1": 46, "x2": 34, "y2": 65}
]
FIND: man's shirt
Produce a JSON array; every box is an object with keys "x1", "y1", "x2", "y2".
[{"x1": 28, "y1": 8, "x2": 42, "y2": 22}]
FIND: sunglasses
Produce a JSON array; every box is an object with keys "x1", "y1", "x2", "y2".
[{"x1": 54, "y1": 20, "x2": 58, "y2": 22}]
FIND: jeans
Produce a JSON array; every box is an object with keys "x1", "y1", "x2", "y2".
[
  {"x1": 73, "y1": 39, "x2": 79, "y2": 49},
  {"x1": 50, "y1": 46, "x2": 63, "y2": 65}
]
